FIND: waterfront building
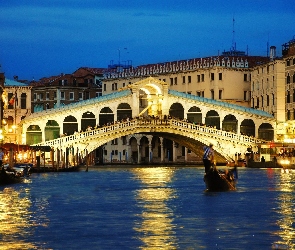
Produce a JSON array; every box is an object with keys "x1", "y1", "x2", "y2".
[
  {"x1": 0, "y1": 68, "x2": 32, "y2": 144},
  {"x1": 280, "y1": 37, "x2": 295, "y2": 142},
  {"x1": 30, "y1": 67, "x2": 104, "y2": 112}
]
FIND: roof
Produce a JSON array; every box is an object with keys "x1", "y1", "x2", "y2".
[{"x1": 4, "y1": 78, "x2": 29, "y2": 87}]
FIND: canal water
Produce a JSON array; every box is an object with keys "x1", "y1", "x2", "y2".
[{"x1": 0, "y1": 166, "x2": 294, "y2": 250}]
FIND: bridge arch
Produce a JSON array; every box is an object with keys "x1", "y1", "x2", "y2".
[
  {"x1": 99, "y1": 107, "x2": 114, "y2": 125},
  {"x1": 117, "y1": 103, "x2": 132, "y2": 121},
  {"x1": 81, "y1": 112, "x2": 96, "y2": 131},
  {"x1": 45, "y1": 120, "x2": 60, "y2": 141},
  {"x1": 187, "y1": 106, "x2": 202, "y2": 124},
  {"x1": 63, "y1": 115, "x2": 78, "y2": 135},
  {"x1": 26, "y1": 125, "x2": 42, "y2": 145},
  {"x1": 169, "y1": 103, "x2": 184, "y2": 119},
  {"x1": 240, "y1": 119, "x2": 255, "y2": 137},
  {"x1": 258, "y1": 123, "x2": 274, "y2": 140},
  {"x1": 205, "y1": 110, "x2": 220, "y2": 129},
  {"x1": 222, "y1": 114, "x2": 238, "y2": 132}
]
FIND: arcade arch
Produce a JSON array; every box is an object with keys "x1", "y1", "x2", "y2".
[
  {"x1": 169, "y1": 103, "x2": 184, "y2": 119},
  {"x1": 99, "y1": 107, "x2": 114, "y2": 125},
  {"x1": 187, "y1": 106, "x2": 202, "y2": 124}
]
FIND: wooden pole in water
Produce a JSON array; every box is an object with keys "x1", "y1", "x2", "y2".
[{"x1": 85, "y1": 149, "x2": 88, "y2": 172}]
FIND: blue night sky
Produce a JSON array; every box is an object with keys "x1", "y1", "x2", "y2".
[{"x1": 1, "y1": 0, "x2": 295, "y2": 80}]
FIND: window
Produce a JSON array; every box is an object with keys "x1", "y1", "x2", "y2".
[
  {"x1": 211, "y1": 73, "x2": 214, "y2": 81},
  {"x1": 219, "y1": 90, "x2": 222, "y2": 99},
  {"x1": 182, "y1": 76, "x2": 185, "y2": 84},
  {"x1": 54, "y1": 92, "x2": 57, "y2": 99},
  {"x1": 211, "y1": 90, "x2": 214, "y2": 99},
  {"x1": 201, "y1": 74, "x2": 204, "y2": 82},
  {"x1": 267, "y1": 95, "x2": 269, "y2": 106},
  {"x1": 272, "y1": 93, "x2": 275, "y2": 105},
  {"x1": 111, "y1": 139, "x2": 118, "y2": 145},
  {"x1": 174, "y1": 77, "x2": 178, "y2": 85},
  {"x1": 287, "y1": 60, "x2": 290, "y2": 66},
  {"x1": 96, "y1": 92, "x2": 102, "y2": 97},
  {"x1": 196, "y1": 91, "x2": 201, "y2": 96},
  {"x1": 170, "y1": 78, "x2": 173, "y2": 86},
  {"x1": 33, "y1": 93, "x2": 37, "y2": 101},
  {"x1": 197, "y1": 75, "x2": 200, "y2": 82},
  {"x1": 104, "y1": 84, "x2": 106, "y2": 91},
  {"x1": 188, "y1": 76, "x2": 191, "y2": 83},
  {"x1": 69, "y1": 92, "x2": 74, "y2": 100},
  {"x1": 219, "y1": 73, "x2": 222, "y2": 80},
  {"x1": 123, "y1": 82, "x2": 126, "y2": 87},
  {"x1": 287, "y1": 91, "x2": 290, "y2": 103},
  {"x1": 39, "y1": 93, "x2": 43, "y2": 100},
  {"x1": 79, "y1": 92, "x2": 83, "y2": 100},
  {"x1": 21, "y1": 93, "x2": 26, "y2": 109},
  {"x1": 187, "y1": 91, "x2": 191, "y2": 95},
  {"x1": 244, "y1": 74, "x2": 247, "y2": 81},
  {"x1": 287, "y1": 75, "x2": 291, "y2": 84},
  {"x1": 60, "y1": 92, "x2": 65, "y2": 100},
  {"x1": 46, "y1": 92, "x2": 50, "y2": 100},
  {"x1": 244, "y1": 91, "x2": 247, "y2": 101}
]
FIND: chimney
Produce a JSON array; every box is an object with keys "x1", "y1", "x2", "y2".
[{"x1": 270, "y1": 46, "x2": 276, "y2": 61}]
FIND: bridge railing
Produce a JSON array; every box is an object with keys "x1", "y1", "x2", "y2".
[{"x1": 33, "y1": 117, "x2": 266, "y2": 149}]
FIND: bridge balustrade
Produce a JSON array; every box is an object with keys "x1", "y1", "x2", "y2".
[{"x1": 33, "y1": 117, "x2": 265, "y2": 152}]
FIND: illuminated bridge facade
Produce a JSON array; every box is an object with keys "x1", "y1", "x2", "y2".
[{"x1": 19, "y1": 77, "x2": 276, "y2": 165}]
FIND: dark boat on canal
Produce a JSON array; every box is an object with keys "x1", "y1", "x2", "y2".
[
  {"x1": 0, "y1": 167, "x2": 24, "y2": 185},
  {"x1": 204, "y1": 167, "x2": 237, "y2": 191},
  {"x1": 29, "y1": 165, "x2": 81, "y2": 173}
]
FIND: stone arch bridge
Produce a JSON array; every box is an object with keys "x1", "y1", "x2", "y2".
[{"x1": 19, "y1": 77, "x2": 275, "y2": 164}]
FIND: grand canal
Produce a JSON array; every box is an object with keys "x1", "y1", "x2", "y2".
[{"x1": 0, "y1": 166, "x2": 294, "y2": 249}]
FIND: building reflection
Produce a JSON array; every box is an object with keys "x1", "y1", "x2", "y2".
[
  {"x1": 0, "y1": 187, "x2": 36, "y2": 249},
  {"x1": 132, "y1": 167, "x2": 178, "y2": 249},
  {"x1": 274, "y1": 170, "x2": 295, "y2": 249}
]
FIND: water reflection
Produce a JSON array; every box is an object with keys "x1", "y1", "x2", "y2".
[
  {"x1": 132, "y1": 167, "x2": 178, "y2": 249},
  {"x1": 274, "y1": 170, "x2": 295, "y2": 249},
  {"x1": 0, "y1": 187, "x2": 37, "y2": 249}
]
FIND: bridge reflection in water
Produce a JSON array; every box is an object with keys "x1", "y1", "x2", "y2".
[{"x1": 132, "y1": 167, "x2": 178, "y2": 249}]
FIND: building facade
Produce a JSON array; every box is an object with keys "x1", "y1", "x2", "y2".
[{"x1": 30, "y1": 67, "x2": 104, "y2": 112}]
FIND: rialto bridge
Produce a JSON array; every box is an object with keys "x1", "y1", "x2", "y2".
[{"x1": 19, "y1": 77, "x2": 276, "y2": 165}]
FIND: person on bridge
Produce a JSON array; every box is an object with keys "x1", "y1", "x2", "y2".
[{"x1": 203, "y1": 143, "x2": 214, "y2": 174}]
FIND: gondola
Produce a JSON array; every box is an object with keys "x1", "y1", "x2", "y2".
[
  {"x1": 0, "y1": 168, "x2": 23, "y2": 185},
  {"x1": 204, "y1": 167, "x2": 237, "y2": 191}
]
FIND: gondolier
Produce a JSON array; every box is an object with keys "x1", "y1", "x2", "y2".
[{"x1": 203, "y1": 143, "x2": 214, "y2": 173}]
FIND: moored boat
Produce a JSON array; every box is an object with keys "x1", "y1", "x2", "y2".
[
  {"x1": 0, "y1": 167, "x2": 23, "y2": 185},
  {"x1": 30, "y1": 165, "x2": 80, "y2": 173},
  {"x1": 204, "y1": 167, "x2": 237, "y2": 191}
]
